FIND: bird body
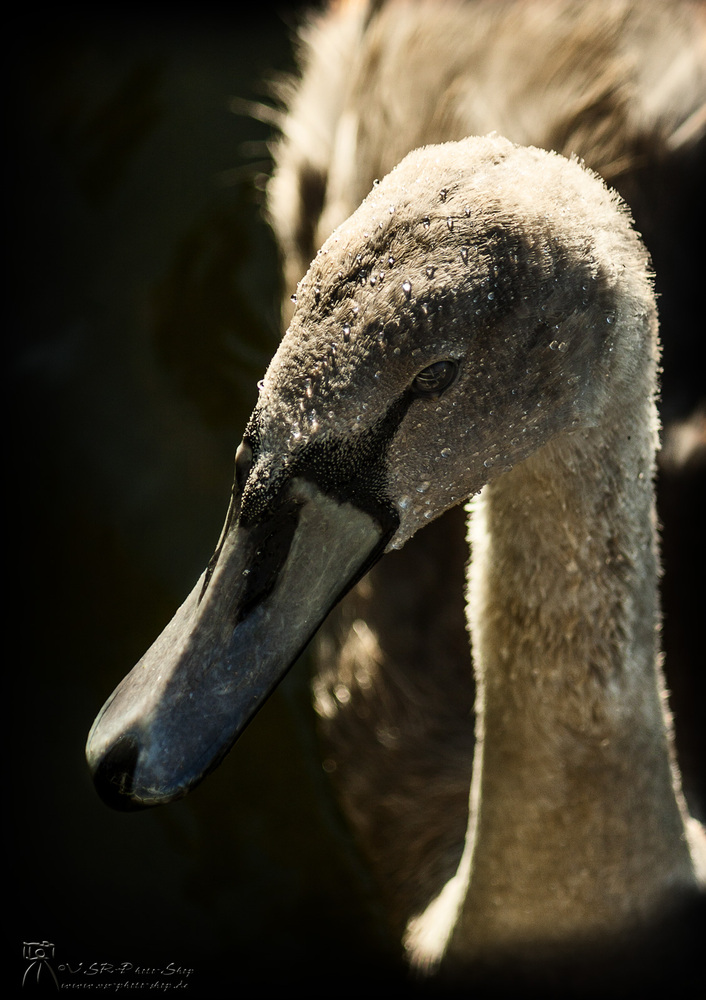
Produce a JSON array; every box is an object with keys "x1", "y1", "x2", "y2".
[
  {"x1": 266, "y1": 0, "x2": 706, "y2": 955},
  {"x1": 269, "y1": 131, "x2": 705, "y2": 972},
  {"x1": 86, "y1": 0, "x2": 706, "y2": 986}
]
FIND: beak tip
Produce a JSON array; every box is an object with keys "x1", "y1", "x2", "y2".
[{"x1": 89, "y1": 734, "x2": 151, "y2": 812}]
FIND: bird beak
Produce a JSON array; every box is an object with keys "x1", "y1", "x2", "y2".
[{"x1": 85, "y1": 478, "x2": 391, "y2": 809}]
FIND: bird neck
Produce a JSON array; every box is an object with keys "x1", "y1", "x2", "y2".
[{"x1": 445, "y1": 392, "x2": 696, "y2": 961}]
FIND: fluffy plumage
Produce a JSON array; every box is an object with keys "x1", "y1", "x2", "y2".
[{"x1": 87, "y1": 0, "x2": 706, "y2": 989}]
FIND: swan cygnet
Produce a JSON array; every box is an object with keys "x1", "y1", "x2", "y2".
[{"x1": 86, "y1": 134, "x2": 705, "y2": 974}]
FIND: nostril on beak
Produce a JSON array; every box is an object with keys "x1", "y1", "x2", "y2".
[
  {"x1": 91, "y1": 734, "x2": 148, "y2": 812},
  {"x1": 235, "y1": 439, "x2": 254, "y2": 491}
]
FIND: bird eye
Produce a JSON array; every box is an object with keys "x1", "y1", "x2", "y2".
[{"x1": 412, "y1": 359, "x2": 458, "y2": 396}]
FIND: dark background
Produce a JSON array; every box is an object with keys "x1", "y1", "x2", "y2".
[
  {"x1": 10, "y1": 3, "x2": 403, "y2": 993},
  {"x1": 9, "y1": 2, "x2": 705, "y2": 995}
]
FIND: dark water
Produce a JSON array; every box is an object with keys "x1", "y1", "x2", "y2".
[{"x1": 10, "y1": 5, "x2": 401, "y2": 993}]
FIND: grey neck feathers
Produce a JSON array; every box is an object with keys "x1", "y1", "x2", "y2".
[{"x1": 406, "y1": 307, "x2": 702, "y2": 967}]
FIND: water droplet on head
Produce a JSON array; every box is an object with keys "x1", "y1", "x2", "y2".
[
  {"x1": 460, "y1": 247, "x2": 469, "y2": 263},
  {"x1": 487, "y1": 291, "x2": 495, "y2": 301},
  {"x1": 422, "y1": 217, "x2": 430, "y2": 229},
  {"x1": 257, "y1": 379, "x2": 265, "y2": 393},
  {"x1": 342, "y1": 324, "x2": 351, "y2": 342},
  {"x1": 426, "y1": 265, "x2": 435, "y2": 278},
  {"x1": 447, "y1": 217, "x2": 454, "y2": 231},
  {"x1": 441, "y1": 447, "x2": 452, "y2": 458},
  {"x1": 439, "y1": 188, "x2": 448, "y2": 202},
  {"x1": 402, "y1": 280, "x2": 412, "y2": 299},
  {"x1": 388, "y1": 255, "x2": 395, "y2": 267}
]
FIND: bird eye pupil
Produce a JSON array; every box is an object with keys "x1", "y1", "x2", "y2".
[{"x1": 412, "y1": 359, "x2": 457, "y2": 396}]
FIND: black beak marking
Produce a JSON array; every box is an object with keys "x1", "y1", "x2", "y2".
[{"x1": 231, "y1": 497, "x2": 303, "y2": 626}]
